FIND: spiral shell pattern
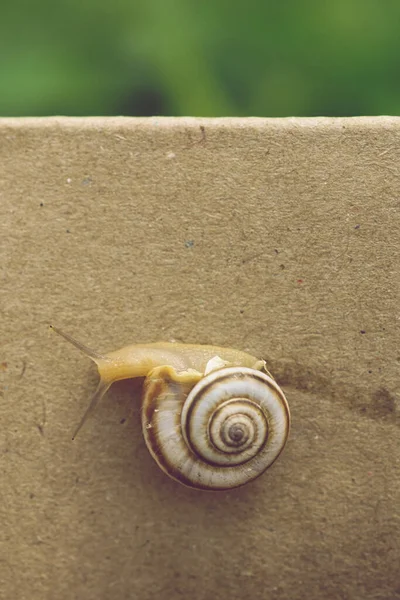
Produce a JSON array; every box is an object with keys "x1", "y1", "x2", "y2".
[{"x1": 142, "y1": 366, "x2": 290, "y2": 491}]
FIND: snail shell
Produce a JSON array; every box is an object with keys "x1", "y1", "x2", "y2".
[
  {"x1": 143, "y1": 366, "x2": 290, "y2": 491},
  {"x1": 51, "y1": 326, "x2": 290, "y2": 491}
]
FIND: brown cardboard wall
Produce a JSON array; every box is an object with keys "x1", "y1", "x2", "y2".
[{"x1": 0, "y1": 117, "x2": 399, "y2": 600}]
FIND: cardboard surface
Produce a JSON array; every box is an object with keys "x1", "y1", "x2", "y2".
[{"x1": 0, "y1": 117, "x2": 399, "y2": 599}]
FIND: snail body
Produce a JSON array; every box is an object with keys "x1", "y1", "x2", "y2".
[{"x1": 51, "y1": 326, "x2": 290, "y2": 491}]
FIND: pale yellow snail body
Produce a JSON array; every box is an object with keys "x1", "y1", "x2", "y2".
[{"x1": 52, "y1": 326, "x2": 290, "y2": 491}]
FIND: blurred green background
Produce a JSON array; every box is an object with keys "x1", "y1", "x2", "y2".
[{"x1": 1, "y1": 0, "x2": 399, "y2": 117}]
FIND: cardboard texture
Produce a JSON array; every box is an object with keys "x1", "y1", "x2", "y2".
[{"x1": 0, "y1": 117, "x2": 399, "y2": 600}]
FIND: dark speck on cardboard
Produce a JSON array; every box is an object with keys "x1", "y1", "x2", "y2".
[
  {"x1": 185, "y1": 240, "x2": 194, "y2": 248},
  {"x1": 82, "y1": 177, "x2": 92, "y2": 186},
  {"x1": 40, "y1": 202, "x2": 44, "y2": 207},
  {"x1": 360, "y1": 330, "x2": 366, "y2": 334},
  {"x1": 19, "y1": 360, "x2": 27, "y2": 379},
  {"x1": 354, "y1": 224, "x2": 360, "y2": 229}
]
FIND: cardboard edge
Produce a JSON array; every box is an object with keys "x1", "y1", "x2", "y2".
[{"x1": 0, "y1": 115, "x2": 400, "y2": 132}]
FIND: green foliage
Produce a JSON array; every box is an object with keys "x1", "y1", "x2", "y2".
[{"x1": 1, "y1": 0, "x2": 399, "y2": 116}]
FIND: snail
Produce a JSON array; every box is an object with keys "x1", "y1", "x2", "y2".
[{"x1": 51, "y1": 326, "x2": 290, "y2": 491}]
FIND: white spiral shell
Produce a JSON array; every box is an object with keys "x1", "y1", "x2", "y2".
[{"x1": 142, "y1": 366, "x2": 290, "y2": 491}]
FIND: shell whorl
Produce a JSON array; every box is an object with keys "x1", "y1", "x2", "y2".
[{"x1": 142, "y1": 366, "x2": 290, "y2": 491}]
